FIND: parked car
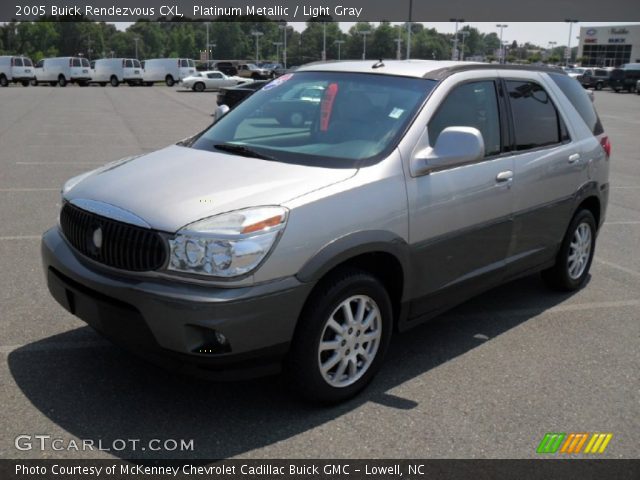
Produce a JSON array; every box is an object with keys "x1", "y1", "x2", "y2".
[
  {"x1": 0, "y1": 55, "x2": 35, "y2": 86},
  {"x1": 609, "y1": 63, "x2": 640, "y2": 93},
  {"x1": 577, "y1": 68, "x2": 610, "y2": 90},
  {"x1": 236, "y1": 63, "x2": 271, "y2": 79},
  {"x1": 181, "y1": 70, "x2": 250, "y2": 92},
  {"x1": 212, "y1": 62, "x2": 239, "y2": 77},
  {"x1": 43, "y1": 61, "x2": 610, "y2": 403},
  {"x1": 142, "y1": 58, "x2": 196, "y2": 86},
  {"x1": 33, "y1": 57, "x2": 92, "y2": 86},
  {"x1": 216, "y1": 80, "x2": 268, "y2": 110},
  {"x1": 91, "y1": 58, "x2": 143, "y2": 87}
]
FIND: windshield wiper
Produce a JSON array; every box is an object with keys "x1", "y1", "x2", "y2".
[{"x1": 213, "y1": 143, "x2": 275, "y2": 160}]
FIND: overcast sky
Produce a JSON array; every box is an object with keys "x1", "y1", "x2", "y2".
[{"x1": 114, "y1": 21, "x2": 639, "y2": 47}]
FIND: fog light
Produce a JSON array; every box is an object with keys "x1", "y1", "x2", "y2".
[{"x1": 192, "y1": 329, "x2": 231, "y2": 355}]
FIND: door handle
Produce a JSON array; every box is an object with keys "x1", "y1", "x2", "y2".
[
  {"x1": 568, "y1": 153, "x2": 581, "y2": 163},
  {"x1": 495, "y1": 170, "x2": 513, "y2": 183}
]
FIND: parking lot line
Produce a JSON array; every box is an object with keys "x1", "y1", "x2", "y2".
[
  {"x1": 595, "y1": 258, "x2": 640, "y2": 278},
  {"x1": 0, "y1": 235, "x2": 41, "y2": 241},
  {"x1": 0, "y1": 188, "x2": 59, "y2": 192},
  {"x1": 16, "y1": 161, "x2": 102, "y2": 166}
]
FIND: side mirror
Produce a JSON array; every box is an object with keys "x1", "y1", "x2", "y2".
[
  {"x1": 411, "y1": 126, "x2": 484, "y2": 176},
  {"x1": 212, "y1": 104, "x2": 230, "y2": 123}
]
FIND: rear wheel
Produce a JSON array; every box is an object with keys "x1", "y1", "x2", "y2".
[
  {"x1": 21, "y1": 80, "x2": 30, "y2": 87},
  {"x1": 165, "y1": 75, "x2": 175, "y2": 87},
  {"x1": 595, "y1": 82, "x2": 603, "y2": 91},
  {"x1": 285, "y1": 269, "x2": 393, "y2": 403},
  {"x1": 542, "y1": 210, "x2": 597, "y2": 291},
  {"x1": 193, "y1": 82, "x2": 205, "y2": 92},
  {"x1": 58, "y1": 75, "x2": 67, "y2": 87},
  {"x1": 110, "y1": 76, "x2": 119, "y2": 87},
  {"x1": 0, "y1": 75, "x2": 8, "y2": 87}
]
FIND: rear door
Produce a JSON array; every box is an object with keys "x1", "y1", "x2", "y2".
[
  {"x1": 499, "y1": 72, "x2": 585, "y2": 274},
  {"x1": 406, "y1": 73, "x2": 515, "y2": 317}
]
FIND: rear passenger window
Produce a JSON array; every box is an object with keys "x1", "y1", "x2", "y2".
[
  {"x1": 125, "y1": 60, "x2": 133, "y2": 68},
  {"x1": 548, "y1": 73, "x2": 603, "y2": 135},
  {"x1": 12, "y1": 58, "x2": 23, "y2": 67},
  {"x1": 506, "y1": 81, "x2": 569, "y2": 151},
  {"x1": 428, "y1": 81, "x2": 501, "y2": 157}
]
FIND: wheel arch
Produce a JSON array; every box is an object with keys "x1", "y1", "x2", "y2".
[{"x1": 296, "y1": 231, "x2": 410, "y2": 329}]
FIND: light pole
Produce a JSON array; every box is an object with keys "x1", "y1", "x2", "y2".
[
  {"x1": 205, "y1": 22, "x2": 210, "y2": 63},
  {"x1": 548, "y1": 41, "x2": 557, "y2": 63},
  {"x1": 273, "y1": 41, "x2": 283, "y2": 63},
  {"x1": 132, "y1": 36, "x2": 140, "y2": 60},
  {"x1": 322, "y1": 22, "x2": 327, "y2": 61},
  {"x1": 496, "y1": 24, "x2": 508, "y2": 63},
  {"x1": 450, "y1": 18, "x2": 464, "y2": 60},
  {"x1": 394, "y1": 35, "x2": 402, "y2": 60},
  {"x1": 334, "y1": 39, "x2": 345, "y2": 60},
  {"x1": 251, "y1": 31, "x2": 263, "y2": 63},
  {"x1": 279, "y1": 22, "x2": 287, "y2": 68},
  {"x1": 359, "y1": 30, "x2": 371, "y2": 60},
  {"x1": 459, "y1": 30, "x2": 469, "y2": 61},
  {"x1": 407, "y1": 0, "x2": 413, "y2": 59},
  {"x1": 565, "y1": 19, "x2": 578, "y2": 67}
]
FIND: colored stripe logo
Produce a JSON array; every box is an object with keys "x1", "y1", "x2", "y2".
[{"x1": 537, "y1": 433, "x2": 613, "y2": 454}]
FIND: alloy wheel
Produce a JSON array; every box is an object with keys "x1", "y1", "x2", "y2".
[{"x1": 567, "y1": 222, "x2": 592, "y2": 280}]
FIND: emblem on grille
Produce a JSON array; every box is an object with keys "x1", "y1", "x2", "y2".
[{"x1": 92, "y1": 227, "x2": 103, "y2": 249}]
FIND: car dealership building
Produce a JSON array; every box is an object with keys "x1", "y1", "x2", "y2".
[{"x1": 578, "y1": 24, "x2": 640, "y2": 67}]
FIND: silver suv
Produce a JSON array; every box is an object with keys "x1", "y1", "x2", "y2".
[{"x1": 42, "y1": 61, "x2": 610, "y2": 403}]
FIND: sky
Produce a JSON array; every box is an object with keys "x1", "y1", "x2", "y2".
[{"x1": 114, "y1": 21, "x2": 640, "y2": 47}]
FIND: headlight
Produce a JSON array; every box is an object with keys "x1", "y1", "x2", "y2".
[{"x1": 168, "y1": 206, "x2": 288, "y2": 278}]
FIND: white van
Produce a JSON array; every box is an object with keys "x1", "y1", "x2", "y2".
[
  {"x1": 33, "y1": 57, "x2": 92, "y2": 87},
  {"x1": 91, "y1": 58, "x2": 143, "y2": 87},
  {"x1": 0, "y1": 56, "x2": 35, "y2": 87},
  {"x1": 142, "y1": 58, "x2": 196, "y2": 86}
]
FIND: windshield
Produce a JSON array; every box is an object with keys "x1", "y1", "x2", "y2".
[{"x1": 191, "y1": 72, "x2": 435, "y2": 166}]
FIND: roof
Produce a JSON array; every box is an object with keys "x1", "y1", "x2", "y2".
[{"x1": 297, "y1": 60, "x2": 566, "y2": 80}]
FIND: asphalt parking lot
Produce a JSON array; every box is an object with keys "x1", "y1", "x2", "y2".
[{"x1": 0, "y1": 84, "x2": 638, "y2": 460}]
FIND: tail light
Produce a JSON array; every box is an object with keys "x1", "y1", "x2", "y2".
[{"x1": 600, "y1": 135, "x2": 611, "y2": 157}]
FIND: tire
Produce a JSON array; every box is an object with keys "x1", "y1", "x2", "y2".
[
  {"x1": 21, "y1": 80, "x2": 30, "y2": 87},
  {"x1": 193, "y1": 82, "x2": 205, "y2": 92},
  {"x1": 165, "y1": 75, "x2": 175, "y2": 87},
  {"x1": 542, "y1": 210, "x2": 597, "y2": 291},
  {"x1": 58, "y1": 75, "x2": 67, "y2": 87},
  {"x1": 285, "y1": 268, "x2": 393, "y2": 403},
  {"x1": 110, "y1": 76, "x2": 119, "y2": 87},
  {"x1": 595, "y1": 82, "x2": 603, "y2": 91},
  {"x1": 0, "y1": 75, "x2": 8, "y2": 87},
  {"x1": 30, "y1": 79, "x2": 38, "y2": 86}
]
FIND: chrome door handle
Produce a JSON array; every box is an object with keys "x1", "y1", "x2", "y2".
[
  {"x1": 568, "y1": 153, "x2": 581, "y2": 163},
  {"x1": 496, "y1": 170, "x2": 513, "y2": 183}
]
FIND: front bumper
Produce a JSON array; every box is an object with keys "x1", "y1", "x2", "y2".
[{"x1": 41, "y1": 227, "x2": 312, "y2": 379}]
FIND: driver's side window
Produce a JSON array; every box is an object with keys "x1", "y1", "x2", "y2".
[{"x1": 428, "y1": 80, "x2": 501, "y2": 157}]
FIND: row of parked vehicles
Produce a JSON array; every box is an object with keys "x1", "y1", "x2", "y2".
[
  {"x1": 567, "y1": 63, "x2": 640, "y2": 94},
  {"x1": 0, "y1": 56, "x2": 282, "y2": 88}
]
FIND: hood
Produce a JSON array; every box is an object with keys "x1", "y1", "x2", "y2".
[{"x1": 64, "y1": 145, "x2": 356, "y2": 232}]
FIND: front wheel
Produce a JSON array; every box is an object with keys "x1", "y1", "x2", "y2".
[
  {"x1": 0, "y1": 75, "x2": 8, "y2": 87},
  {"x1": 286, "y1": 269, "x2": 393, "y2": 403},
  {"x1": 542, "y1": 210, "x2": 597, "y2": 291},
  {"x1": 595, "y1": 82, "x2": 603, "y2": 91},
  {"x1": 30, "y1": 79, "x2": 38, "y2": 86},
  {"x1": 165, "y1": 75, "x2": 175, "y2": 87},
  {"x1": 193, "y1": 82, "x2": 205, "y2": 92},
  {"x1": 58, "y1": 75, "x2": 67, "y2": 87},
  {"x1": 110, "y1": 76, "x2": 119, "y2": 87},
  {"x1": 21, "y1": 80, "x2": 30, "y2": 87}
]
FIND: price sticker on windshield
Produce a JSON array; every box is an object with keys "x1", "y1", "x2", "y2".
[{"x1": 263, "y1": 73, "x2": 294, "y2": 90}]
